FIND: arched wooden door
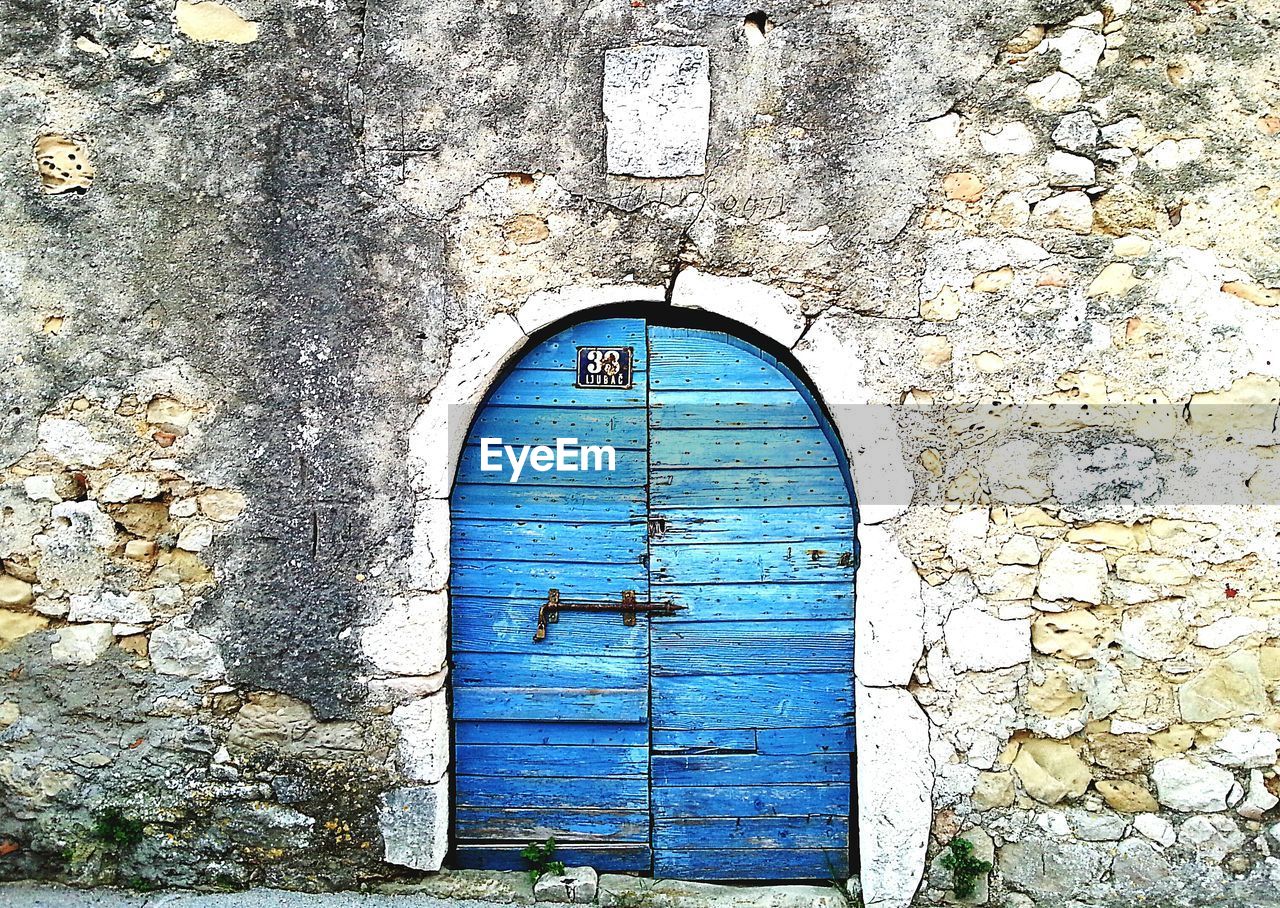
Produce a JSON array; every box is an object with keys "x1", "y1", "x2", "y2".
[{"x1": 450, "y1": 317, "x2": 857, "y2": 880}]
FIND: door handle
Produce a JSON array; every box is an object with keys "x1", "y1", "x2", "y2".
[{"x1": 534, "y1": 589, "x2": 685, "y2": 641}]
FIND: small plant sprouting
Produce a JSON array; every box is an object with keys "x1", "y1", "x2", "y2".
[
  {"x1": 520, "y1": 836, "x2": 566, "y2": 884},
  {"x1": 940, "y1": 836, "x2": 992, "y2": 900},
  {"x1": 89, "y1": 807, "x2": 145, "y2": 852}
]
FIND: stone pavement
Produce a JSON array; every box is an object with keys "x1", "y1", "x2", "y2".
[{"x1": 1, "y1": 878, "x2": 851, "y2": 908}]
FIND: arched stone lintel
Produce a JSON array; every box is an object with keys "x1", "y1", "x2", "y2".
[{"x1": 388, "y1": 275, "x2": 930, "y2": 906}]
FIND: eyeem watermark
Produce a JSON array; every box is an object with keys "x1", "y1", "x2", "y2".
[{"x1": 480, "y1": 437, "x2": 617, "y2": 483}]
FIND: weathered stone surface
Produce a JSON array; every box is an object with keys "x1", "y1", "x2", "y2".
[
  {"x1": 363, "y1": 594, "x2": 448, "y2": 677},
  {"x1": 602, "y1": 46, "x2": 709, "y2": 177},
  {"x1": 150, "y1": 615, "x2": 226, "y2": 680},
  {"x1": 1179, "y1": 814, "x2": 1245, "y2": 862},
  {"x1": 998, "y1": 838, "x2": 1108, "y2": 897},
  {"x1": 944, "y1": 607, "x2": 1030, "y2": 672},
  {"x1": 49, "y1": 623, "x2": 114, "y2": 665},
  {"x1": 379, "y1": 778, "x2": 449, "y2": 872},
  {"x1": 1204, "y1": 728, "x2": 1280, "y2": 768},
  {"x1": 971, "y1": 771, "x2": 1015, "y2": 810},
  {"x1": 1031, "y1": 192, "x2": 1093, "y2": 233},
  {"x1": 1010, "y1": 739, "x2": 1092, "y2": 804},
  {"x1": 392, "y1": 693, "x2": 448, "y2": 783},
  {"x1": 1178, "y1": 652, "x2": 1268, "y2": 722},
  {"x1": 1032, "y1": 610, "x2": 1106, "y2": 659},
  {"x1": 228, "y1": 693, "x2": 317, "y2": 752},
  {"x1": 1036, "y1": 546, "x2": 1107, "y2": 604},
  {"x1": 1152, "y1": 757, "x2": 1239, "y2": 812},
  {"x1": 67, "y1": 591, "x2": 153, "y2": 625},
  {"x1": 534, "y1": 866, "x2": 598, "y2": 904},
  {"x1": 1095, "y1": 779, "x2": 1158, "y2": 813},
  {"x1": 1237, "y1": 768, "x2": 1280, "y2": 820},
  {"x1": 856, "y1": 525, "x2": 925, "y2": 686},
  {"x1": 857, "y1": 684, "x2": 931, "y2": 908},
  {"x1": 1052, "y1": 112, "x2": 1099, "y2": 152},
  {"x1": 1133, "y1": 812, "x2": 1176, "y2": 847},
  {"x1": 0, "y1": 574, "x2": 35, "y2": 609}
]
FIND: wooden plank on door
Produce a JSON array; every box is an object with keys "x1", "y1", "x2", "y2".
[
  {"x1": 646, "y1": 325, "x2": 855, "y2": 881},
  {"x1": 451, "y1": 317, "x2": 652, "y2": 873}
]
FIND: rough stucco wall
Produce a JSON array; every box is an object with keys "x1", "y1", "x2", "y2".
[{"x1": 1, "y1": 0, "x2": 1279, "y2": 904}]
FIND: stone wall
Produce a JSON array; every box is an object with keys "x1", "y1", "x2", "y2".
[{"x1": 2, "y1": 0, "x2": 1278, "y2": 904}]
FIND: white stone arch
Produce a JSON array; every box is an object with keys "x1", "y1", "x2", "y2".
[{"x1": 373, "y1": 272, "x2": 932, "y2": 908}]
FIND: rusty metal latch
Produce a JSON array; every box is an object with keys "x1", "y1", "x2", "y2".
[{"x1": 534, "y1": 589, "x2": 685, "y2": 641}]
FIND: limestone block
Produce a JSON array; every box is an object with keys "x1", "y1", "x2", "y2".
[
  {"x1": 0, "y1": 574, "x2": 35, "y2": 609},
  {"x1": 50, "y1": 623, "x2": 114, "y2": 665},
  {"x1": 392, "y1": 692, "x2": 449, "y2": 783},
  {"x1": 1178, "y1": 652, "x2": 1267, "y2": 722},
  {"x1": 197, "y1": 489, "x2": 247, "y2": 522},
  {"x1": 1047, "y1": 150, "x2": 1095, "y2": 187},
  {"x1": 23, "y1": 476, "x2": 60, "y2": 503},
  {"x1": 1144, "y1": 138, "x2": 1204, "y2": 170},
  {"x1": 1025, "y1": 72, "x2": 1082, "y2": 112},
  {"x1": 1037, "y1": 546, "x2": 1107, "y2": 604},
  {"x1": 981, "y1": 122, "x2": 1035, "y2": 155},
  {"x1": 514, "y1": 284, "x2": 665, "y2": 336},
  {"x1": 1120, "y1": 598, "x2": 1188, "y2": 661},
  {"x1": 1195, "y1": 616, "x2": 1265, "y2": 649},
  {"x1": 1237, "y1": 769, "x2": 1280, "y2": 820},
  {"x1": 1052, "y1": 112, "x2": 1099, "y2": 152},
  {"x1": 1096, "y1": 779, "x2": 1158, "y2": 812},
  {"x1": 1178, "y1": 814, "x2": 1244, "y2": 862},
  {"x1": 972, "y1": 771, "x2": 1015, "y2": 810},
  {"x1": 1151, "y1": 757, "x2": 1239, "y2": 811},
  {"x1": 1031, "y1": 191, "x2": 1093, "y2": 233},
  {"x1": 175, "y1": 0, "x2": 259, "y2": 44},
  {"x1": 363, "y1": 594, "x2": 447, "y2": 676},
  {"x1": 534, "y1": 866, "x2": 598, "y2": 903},
  {"x1": 379, "y1": 777, "x2": 449, "y2": 871},
  {"x1": 997, "y1": 839, "x2": 1107, "y2": 897},
  {"x1": 1109, "y1": 839, "x2": 1171, "y2": 891},
  {"x1": 36, "y1": 500, "x2": 117, "y2": 595},
  {"x1": 0, "y1": 611, "x2": 49, "y2": 647},
  {"x1": 855, "y1": 525, "x2": 924, "y2": 687},
  {"x1": 1092, "y1": 185, "x2": 1157, "y2": 234},
  {"x1": 99, "y1": 473, "x2": 162, "y2": 503},
  {"x1": 33, "y1": 134, "x2": 95, "y2": 195},
  {"x1": 229, "y1": 693, "x2": 316, "y2": 752},
  {"x1": 1188, "y1": 374, "x2": 1280, "y2": 434},
  {"x1": 1011, "y1": 738, "x2": 1092, "y2": 804},
  {"x1": 1087, "y1": 263, "x2": 1140, "y2": 298},
  {"x1": 411, "y1": 498, "x2": 449, "y2": 592},
  {"x1": 1050, "y1": 443, "x2": 1161, "y2": 512},
  {"x1": 67, "y1": 591, "x2": 152, "y2": 625},
  {"x1": 1133, "y1": 813, "x2": 1176, "y2": 846},
  {"x1": 1069, "y1": 809, "x2": 1127, "y2": 841},
  {"x1": 409, "y1": 314, "x2": 524, "y2": 497},
  {"x1": 37, "y1": 418, "x2": 113, "y2": 467},
  {"x1": 671, "y1": 268, "x2": 806, "y2": 348},
  {"x1": 1032, "y1": 610, "x2": 1107, "y2": 659},
  {"x1": 857, "y1": 684, "x2": 932, "y2": 908},
  {"x1": 1203, "y1": 728, "x2": 1280, "y2": 768},
  {"x1": 997, "y1": 535, "x2": 1041, "y2": 566},
  {"x1": 603, "y1": 46, "x2": 710, "y2": 177},
  {"x1": 1051, "y1": 27, "x2": 1105, "y2": 78},
  {"x1": 978, "y1": 565, "x2": 1038, "y2": 601},
  {"x1": 1114, "y1": 555, "x2": 1191, "y2": 587},
  {"x1": 944, "y1": 607, "x2": 1030, "y2": 672},
  {"x1": 1026, "y1": 672, "x2": 1083, "y2": 716},
  {"x1": 150, "y1": 615, "x2": 226, "y2": 680}
]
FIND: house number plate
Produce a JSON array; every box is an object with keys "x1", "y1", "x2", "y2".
[{"x1": 575, "y1": 346, "x2": 634, "y2": 389}]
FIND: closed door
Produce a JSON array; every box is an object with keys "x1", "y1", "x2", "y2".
[{"x1": 450, "y1": 317, "x2": 856, "y2": 879}]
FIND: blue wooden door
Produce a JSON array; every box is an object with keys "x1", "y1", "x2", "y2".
[
  {"x1": 450, "y1": 319, "x2": 856, "y2": 879},
  {"x1": 451, "y1": 318, "x2": 653, "y2": 871},
  {"x1": 647, "y1": 327, "x2": 856, "y2": 880}
]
